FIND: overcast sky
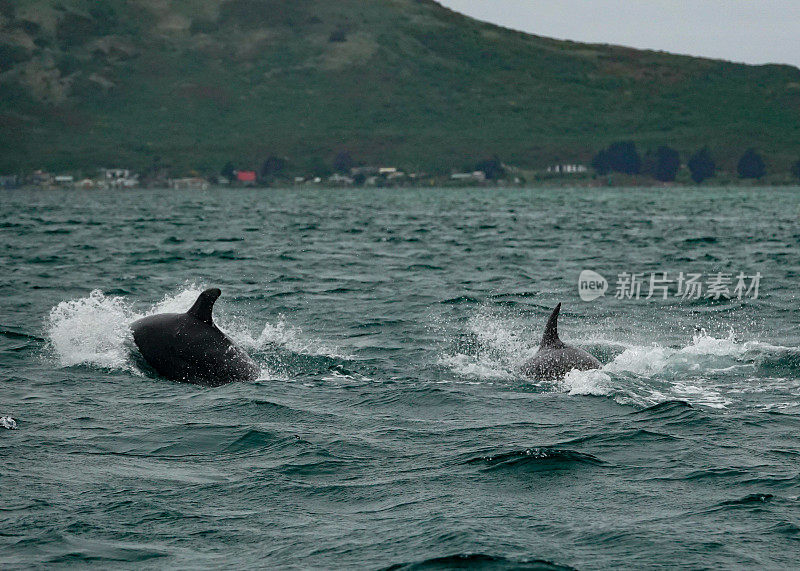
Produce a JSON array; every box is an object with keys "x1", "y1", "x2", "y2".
[{"x1": 437, "y1": 1, "x2": 800, "y2": 69}]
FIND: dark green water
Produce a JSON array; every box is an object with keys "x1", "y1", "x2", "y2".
[{"x1": 2, "y1": 187, "x2": 800, "y2": 569}]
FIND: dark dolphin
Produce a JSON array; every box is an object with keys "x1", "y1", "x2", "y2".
[
  {"x1": 131, "y1": 288, "x2": 259, "y2": 386},
  {"x1": 521, "y1": 303, "x2": 601, "y2": 381}
]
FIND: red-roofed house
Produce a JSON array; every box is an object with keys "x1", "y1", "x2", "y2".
[{"x1": 236, "y1": 170, "x2": 256, "y2": 185}]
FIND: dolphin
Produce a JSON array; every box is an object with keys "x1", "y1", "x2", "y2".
[
  {"x1": 521, "y1": 303, "x2": 601, "y2": 381},
  {"x1": 130, "y1": 288, "x2": 259, "y2": 386}
]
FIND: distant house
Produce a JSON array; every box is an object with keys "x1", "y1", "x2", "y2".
[
  {"x1": 450, "y1": 171, "x2": 486, "y2": 182},
  {"x1": 546, "y1": 164, "x2": 588, "y2": 174},
  {"x1": 236, "y1": 171, "x2": 256, "y2": 185},
  {"x1": 170, "y1": 177, "x2": 209, "y2": 191},
  {"x1": 328, "y1": 173, "x2": 354, "y2": 185},
  {"x1": 54, "y1": 175, "x2": 74, "y2": 188},
  {"x1": 101, "y1": 168, "x2": 139, "y2": 188},
  {"x1": 31, "y1": 170, "x2": 53, "y2": 187},
  {"x1": 102, "y1": 168, "x2": 131, "y2": 179},
  {"x1": 76, "y1": 178, "x2": 95, "y2": 190},
  {"x1": 379, "y1": 167, "x2": 398, "y2": 175},
  {"x1": 351, "y1": 166, "x2": 379, "y2": 177}
]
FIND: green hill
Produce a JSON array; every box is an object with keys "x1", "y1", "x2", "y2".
[{"x1": 1, "y1": 0, "x2": 799, "y2": 176}]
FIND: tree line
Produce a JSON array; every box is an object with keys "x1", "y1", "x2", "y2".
[
  {"x1": 216, "y1": 145, "x2": 800, "y2": 185},
  {"x1": 590, "y1": 142, "x2": 796, "y2": 183}
]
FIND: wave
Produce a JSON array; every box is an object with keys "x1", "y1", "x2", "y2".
[
  {"x1": 44, "y1": 541, "x2": 169, "y2": 565},
  {"x1": 86, "y1": 423, "x2": 306, "y2": 459},
  {"x1": 384, "y1": 553, "x2": 575, "y2": 571},
  {"x1": 465, "y1": 447, "x2": 604, "y2": 471},
  {"x1": 44, "y1": 285, "x2": 347, "y2": 381},
  {"x1": 770, "y1": 522, "x2": 800, "y2": 537},
  {"x1": 719, "y1": 493, "x2": 774, "y2": 506},
  {"x1": 632, "y1": 400, "x2": 696, "y2": 421},
  {"x1": 440, "y1": 295, "x2": 481, "y2": 305},
  {"x1": 0, "y1": 327, "x2": 45, "y2": 342}
]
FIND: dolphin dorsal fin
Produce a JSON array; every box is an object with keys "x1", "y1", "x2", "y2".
[
  {"x1": 540, "y1": 303, "x2": 565, "y2": 349},
  {"x1": 187, "y1": 288, "x2": 221, "y2": 325}
]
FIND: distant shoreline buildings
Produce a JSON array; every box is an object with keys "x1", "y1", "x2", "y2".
[
  {"x1": 0, "y1": 164, "x2": 541, "y2": 190},
  {"x1": 4, "y1": 144, "x2": 799, "y2": 190}
]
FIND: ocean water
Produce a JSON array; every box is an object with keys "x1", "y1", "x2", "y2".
[{"x1": 2, "y1": 186, "x2": 800, "y2": 569}]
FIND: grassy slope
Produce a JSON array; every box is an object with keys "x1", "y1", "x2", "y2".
[{"x1": 1, "y1": 0, "x2": 799, "y2": 175}]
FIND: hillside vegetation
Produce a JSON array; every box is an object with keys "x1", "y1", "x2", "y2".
[{"x1": 1, "y1": 0, "x2": 799, "y2": 176}]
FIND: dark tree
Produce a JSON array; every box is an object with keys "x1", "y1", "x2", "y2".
[
  {"x1": 309, "y1": 157, "x2": 332, "y2": 178},
  {"x1": 687, "y1": 148, "x2": 715, "y2": 183},
  {"x1": 333, "y1": 151, "x2": 354, "y2": 174},
  {"x1": 791, "y1": 159, "x2": 800, "y2": 181},
  {"x1": 221, "y1": 161, "x2": 236, "y2": 180},
  {"x1": 653, "y1": 146, "x2": 680, "y2": 182},
  {"x1": 737, "y1": 148, "x2": 766, "y2": 179},
  {"x1": 607, "y1": 141, "x2": 641, "y2": 175},
  {"x1": 145, "y1": 155, "x2": 162, "y2": 178},
  {"x1": 591, "y1": 149, "x2": 611, "y2": 175},
  {"x1": 592, "y1": 141, "x2": 641, "y2": 175},
  {"x1": 640, "y1": 150, "x2": 656, "y2": 178},
  {"x1": 259, "y1": 155, "x2": 287, "y2": 179},
  {"x1": 475, "y1": 156, "x2": 505, "y2": 180}
]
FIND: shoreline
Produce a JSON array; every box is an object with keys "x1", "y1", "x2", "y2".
[{"x1": 7, "y1": 181, "x2": 800, "y2": 192}]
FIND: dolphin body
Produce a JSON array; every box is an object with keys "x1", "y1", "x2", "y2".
[
  {"x1": 130, "y1": 288, "x2": 259, "y2": 386},
  {"x1": 521, "y1": 303, "x2": 601, "y2": 381}
]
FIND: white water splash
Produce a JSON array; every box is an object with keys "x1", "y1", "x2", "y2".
[
  {"x1": 559, "y1": 364, "x2": 730, "y2": 409},
  {"x1": 47, "y1": 289, "x2": 136, "y2": 370},
  {"x1": 45, "y1": 287, "x2": 343, "y2": 378},
  {"x1": 149, "y1": 286, "x2": 206, "y2": 316},
  {"x1": 252, "y1": 319, "x2": 349, "y2": 359},
  {"x1": 442, "y1": 312, "x2": 797, "y2": 409},
  {"x1": 605, "y1": 329, "x2": 766, "y2": 377},
  {"x1": 439, "y1": 309, "x2": 533, "y2": 380},
  {"x1": 438, "y1": 353, "x2": 515, "y2": 381},
  {"x1": 468, "y1": 310, "x2": 532, "y2": 360},
  {"x1": 562, "y1": 368, "x2": 612, "y2": 397}
]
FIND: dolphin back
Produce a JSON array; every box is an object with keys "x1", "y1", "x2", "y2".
[
  {"x1": 522, "y1": 303, "x2": 601, "y2": 381},
  {"x1": 130, "y1": 289, "x2": 259, "y2": 386},
  {"x1": 522, "y1": 345, "x2": 601, "y2": 381}
]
